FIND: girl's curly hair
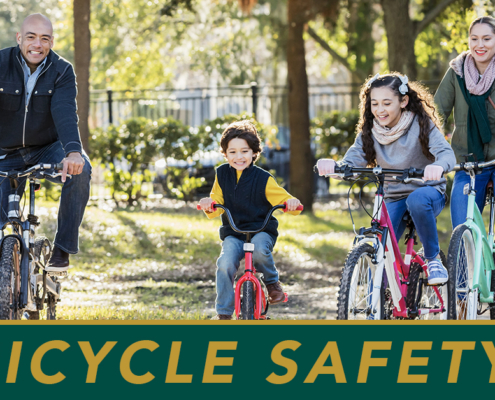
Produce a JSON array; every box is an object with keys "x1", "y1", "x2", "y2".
[{"x1": 357, "y1": 73, "x2": 442, "y2": 167}]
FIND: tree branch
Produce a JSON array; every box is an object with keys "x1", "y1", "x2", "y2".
[
  {"x1": 415, "y1": 0, "x2": 457, "y2": 36},
  {"x1": 306, "y1": 26, "x2": 367, "y2": 81}
]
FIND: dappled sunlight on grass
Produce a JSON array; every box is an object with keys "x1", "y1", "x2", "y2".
[{"x1": 31, "y1": 199, "x2": 458, "y2": 320}]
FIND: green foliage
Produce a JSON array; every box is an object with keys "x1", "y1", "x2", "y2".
[
  {"x1": 92, "y1": 117, "x2": 201, "y2": 205},
  {"x1": 310, "y1": 109, "x2": 360, "y2": 160},
  {"x1": 159, "y1": 167, "x2": 206, "y2": 201}
]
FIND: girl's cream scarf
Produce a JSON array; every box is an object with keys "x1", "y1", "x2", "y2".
[{"x1": 372, "y1": 111, "x2": 415, "y2": 145}]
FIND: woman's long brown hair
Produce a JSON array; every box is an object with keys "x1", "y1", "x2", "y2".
[{"x1": 358, "y1": 73, "x2": 442, "y2": 167}]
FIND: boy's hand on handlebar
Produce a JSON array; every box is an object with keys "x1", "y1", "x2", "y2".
[
  {"x1": 199, "y1": 197, "x2": 215, "y2": 213},
  {"x1": 285, "y1": 198, "x2": 301, "y2": 212},
  {"x1": 316, "y1": 159, "x2": 336, "y2": 176},
  {"x1": 60, "y1": 152, "x2": 85, "y2": 183},
  {"x1": 423, "y1": 165, "x2": 444, "y2": 181}
]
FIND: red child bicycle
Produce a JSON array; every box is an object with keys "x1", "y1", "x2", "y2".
[{"x1": 197, "y1": 201, "x2": 303, "y2": 320}]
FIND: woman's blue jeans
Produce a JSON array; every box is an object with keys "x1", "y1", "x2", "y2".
[
  {"x1": 0, "y1": 141, "x2": 92, "y2": 254},
  {"x1": 451, "y1": 167, "x2": 495, "y2": 229},
  {"x1": 215, "y1": 232, "x2": 278, "y2": 315},
  {"x1": 386, "y1": 186, "x2": 445, "y2": 260}
]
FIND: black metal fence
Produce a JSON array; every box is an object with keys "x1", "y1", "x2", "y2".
[
  {"x1": 90, "y1": 80, "x2": 441, "y2": 131},
  {"x1": 89, "y1": 82, "x2": 365, "y2": 134}
]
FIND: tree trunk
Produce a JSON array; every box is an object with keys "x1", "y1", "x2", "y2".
[
  {"x1": 287, "y1": 0, "x2": 313, "y2": 211},
  {"x1": 73, "y1": 0, "x2": 91, "y2": 153},
  {"x1": 381, "y1": 0, "x2": 417, "y2": 79}
]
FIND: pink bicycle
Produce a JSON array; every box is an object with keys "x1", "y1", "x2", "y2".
[{"x1": 332, "y1": 165, "x2": 453, "y2": 320}]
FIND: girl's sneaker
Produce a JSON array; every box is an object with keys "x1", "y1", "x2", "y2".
[{"x1": 427, "y1": 258, "x2": 448, "y2": 285}]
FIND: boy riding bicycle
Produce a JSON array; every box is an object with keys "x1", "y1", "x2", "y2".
[{"x1": 198, "y1": 120, "x2": 301, "y2": 320}]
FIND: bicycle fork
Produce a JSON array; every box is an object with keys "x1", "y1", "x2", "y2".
[{"x1": 234, "y1": 243, "x2": 264, "y2": 320}]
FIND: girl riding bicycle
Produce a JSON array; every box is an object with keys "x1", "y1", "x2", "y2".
[
  {"x1": 317, "y1": 73, "x2": 456, "y2": 285},
  {"x1": 198, "y1": 120, "x2": 302, "y2": 320}
]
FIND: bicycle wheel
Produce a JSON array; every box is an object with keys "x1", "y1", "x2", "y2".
[
  {"x1": 337, "y1": 243, "x2": 384, "y2": 320},
  {"x1": 0, "y1": 237, "x2": 22, "y2": 320},
  {"x1": 240, "y1": 281, "x2": 255, "y2": 320},
  {"x1": 447, "y1": 224, "x2": 477, "y2": 319},
  {"x1": 406, "y1": 251, "x2": 449, "y2": 320}
]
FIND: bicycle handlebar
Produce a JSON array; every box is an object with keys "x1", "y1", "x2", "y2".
[
  {"x1": 454, "y1": 158, "x2": 495, "y2": 172},
  {"x1": 0, "y1": 163, "x2": 71, "y2": 179},
  {"x1": 197, "y1": 201, "x2": 304, "y2": 235},
  {"x1": 333, "y1": 165, "x2": 424, "y2": 180}
]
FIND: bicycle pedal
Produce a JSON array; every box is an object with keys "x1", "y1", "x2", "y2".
[
  {"x1": 283, "y1": 292, "x2": 288, "y2": 303},
  {"x1": 47, "y1": 270, "x2": 68, "y2": 277}
]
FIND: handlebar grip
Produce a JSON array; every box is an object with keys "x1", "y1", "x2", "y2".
[
  {"x1": 410, "y1": 168, "x2": 424, "y2": 178},
  {"x1": 55, "y1": 162, "x2": 64, "y2": 170},
  {"x1": 197, "y1": 201, "x2": 217, "y2": 211},
  {"x1": 283, "y1": 202, "x2": 304, "y2": 212}
]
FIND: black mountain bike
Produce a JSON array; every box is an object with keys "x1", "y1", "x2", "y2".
[{"x1": 0, "y1": 163, "x2": 71, "y2": 320}]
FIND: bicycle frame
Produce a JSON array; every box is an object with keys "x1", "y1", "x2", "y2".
[
  {"x1": 460, "y1": 171, "x2": 494, "y2": 304},
  {"x1": 365, "y1": 191, "x2": 445, "y2": 318}
]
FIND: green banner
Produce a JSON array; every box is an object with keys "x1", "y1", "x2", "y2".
[{"x1": 1, "y1": 321, "x2": 494, "y2": 399}]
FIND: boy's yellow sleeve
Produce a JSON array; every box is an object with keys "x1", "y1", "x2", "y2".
[
  {"x1": 205, "y1": 174, "x2": 225, "y2": 219},
  {"x1": 265, "y1": 177, "x2": 302, "y2": 216}
]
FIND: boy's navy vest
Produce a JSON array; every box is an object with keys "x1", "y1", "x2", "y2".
[{"x1": 217, "y1": 163, "x2": 278, "y2": 243}]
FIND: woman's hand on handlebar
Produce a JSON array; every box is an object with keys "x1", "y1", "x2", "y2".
[
  {"x1": 316, "y1": 159, "x2": 336, "y2": 176},
  {"x1": 423, "y1": 165, "x2": 444, "y2": 181},
  {"x1": 199, "y1": 197, "x2": 215, "y2": 213},
  {"x1": 285, "y1": 198, "x2": 301, "y2": 212}
]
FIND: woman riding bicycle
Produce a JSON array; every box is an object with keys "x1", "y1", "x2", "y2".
[
  {"x1": 198, "y1": 120, "x2": 302, "y2": 320},
  {"x1": 435, "y1": 16, "x2": 495, "y2": 229},
  {"x1": 317, "y1": 73, "x2": 456, "y2": 285}
]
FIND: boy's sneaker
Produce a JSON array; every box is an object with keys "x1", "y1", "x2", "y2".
[
  {"x1": 427, "y1": 258, "x2": 448, "y2": 285},
  {"x1": 266, "y1": 281, "x2": 285, "y2": 304},
  {"x1": 211, "y1": 314, "x2": 232, "y2": 320}
]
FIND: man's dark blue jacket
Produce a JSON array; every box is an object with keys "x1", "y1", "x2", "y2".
[{"x1": 0, "y1": 46, "x2": 82, "y2": 156}]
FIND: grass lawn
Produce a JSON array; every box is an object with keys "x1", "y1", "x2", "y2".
[{"x1": 32, "y1": 197, "x2": 461, "y2": 320}]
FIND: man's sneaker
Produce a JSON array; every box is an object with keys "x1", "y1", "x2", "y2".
[
  {"x1": 266, "y1": 281, "x2": 285, "y2": 304},
  {"x1": 211, "y1": 314, "x2": 232, "y2": 320},
  {"x1": 427, "y1": 258, "x2": 448, "y2": 285},
  {"x1": 45, "y1": 246, "x2": 70, "y2": 274}
]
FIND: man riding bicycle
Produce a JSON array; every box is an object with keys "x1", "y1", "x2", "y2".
[{"x1": 0, "y1": 13, "x2": 91, "y2": 272}]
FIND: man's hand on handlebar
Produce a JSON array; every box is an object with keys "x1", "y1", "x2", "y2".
[
  {"x1": 60, "y1": 152, "x2": 85, "y2": 183},
  {"x1": 423, "y1": 165, "x2": 444, "y2": 181},
  {"x1": 285, "y1": 198, "x2": 301, "y2": 212},
  {"x1": 316, "y1": 159, "x2": 336, "y2": 176},
  {"x1": 199, "y1": 197, "x2": 215, "y2": 213}
]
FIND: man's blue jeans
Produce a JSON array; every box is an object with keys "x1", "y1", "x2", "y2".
[
  {"x1": 215, "y1": 232, "x2": 278, "y2": 315},
  {"x1": 0, "y1": 141, "x2": 92, "y2": 254},
  {"x1": 451, "y1": 167, "x2": 495, "y2": 229},
  {"x1": 385, "y1": 187, "x2": 446, "y2": 260}
]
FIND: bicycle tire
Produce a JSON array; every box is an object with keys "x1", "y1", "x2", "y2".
[
  {"x1": 447, "y1": 224, "x2": 477, "y2": 319},
  {"x1": 25, "y1": 236, "x2": 52, "y2": 321},
  {"x1": 337, "y1": 243, "x2": 384, "y2": 320},
  {"x1": 0, "y1": 237, "x2": 22, "y2": 320},
  {"x1": 405, "y1": 250, "x2": 449, "y2": 320},
  {"x1": 240, "y1": 281, "x2": 255, "y2": 320}
]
